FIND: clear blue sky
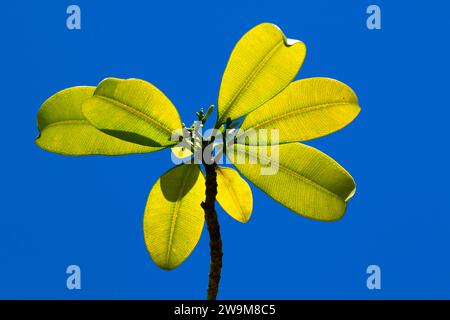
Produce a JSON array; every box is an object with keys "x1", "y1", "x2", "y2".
[{"x1": 1, "y1": 0, "x2": 449, "y2": 299}]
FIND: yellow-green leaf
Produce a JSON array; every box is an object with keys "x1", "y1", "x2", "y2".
[
  {"x1": 82, "y1": 78, "x2": 182, "y2": 147},
  {"x1": 171, "y1": 147, "x2": 193, "y2": 159},
  {"x1": 217, "y1": 23, "x2": 306, "y2": 126},
  {"x1": 240, "y1": 78, "x2": 360, "y2": 144},
  {"x1": 36, "y1": 86, "x2": 159, "y2": 155},
  {"x1": 143, "y1": 164, "x2": 205, "y2": 270},
  {"x1": 229, "y1": 143, "x2": 355, "y2": 221},
  {"x1": 216, "y1": 166, "x2": 252, "y2": 223}
]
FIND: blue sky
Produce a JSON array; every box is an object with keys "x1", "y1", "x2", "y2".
[{"x1": 1, "y1": 0, "x2": 449, "y2": 299}]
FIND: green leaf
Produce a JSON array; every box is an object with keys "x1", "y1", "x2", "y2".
[
  {"x1": 143, "y1": 164, "x2": 205, "y2": 270},
  {"x1": 82, "y1": 78, "x2": 182, "y2": 147},
  {"x1": 36, "y1": 86, "x2": 159, "y2": 155},
  {"x1": 217, "y1": 23, "x2": 306, "y2": 126},
  {"x1": 240, "y1": 78, "x2": 360, "y2": 144},
  {"x1": 216, "y1": 166, "x2": 253, "y2": 223},
  {"x1": 229, "y1": 143, "x2": 356, "y2": 221}
]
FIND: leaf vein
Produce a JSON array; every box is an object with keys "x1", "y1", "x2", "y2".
[
  {"x1": 243, "y1": 148, "x2": 342, "y2": 201},
  {"x1": 165, "y1": 167, "x2": 195, "y2": 267},
  {"x1": 249, "y1": 102, "x2": 358, "y2": 129},
  {"x1": 219, "y1": 40, "x2": 284, "y2": 123},
  {"x1": 218, "y1": 169, "x2": 246, "y2": 221},
  {"x1": 95, "y1": 95, "x2": 173, "y2": 135}
]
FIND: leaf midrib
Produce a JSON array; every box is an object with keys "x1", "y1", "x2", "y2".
[
  {"x1": 219, "y1": 40, "x2": 284, "y2": 124},
  {"x1": 241, "y1": 147, "x2": 344, "y2": 201},
  {"x1": 165, "y1": 167, "x2": 195, "y2": 267},
  {"x1": 95, "y1": 94, "x2": 173, "y2": 135},
  {"x1": 218, "y1": 169, "x2": 246, "y2": 221},
  {"x1": 40, "y1": 119, "x2": 87, "y2": 131}
]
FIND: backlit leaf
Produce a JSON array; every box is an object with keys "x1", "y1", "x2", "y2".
[
  {"x1": 171, "y1": 147, "x2": 193, "y2": 159},
  {"x1": 82, "y1": 78, "x2": 182, "y2": 147},
  {"x1": 36, "y1": 86, "x2": 159, "y2": 155},
  {"x1": 229, "y1": 143, "x2": 355, "y2": 221},
  {"x1": 143, "y1": 164, "x2": 205, "y2": 270},
  {"x1": 240, "y1": 78, "x2": 360, "y2": 144},
  {"x1": 217, "y1": 23, "x2": 306, "y2": 126}
]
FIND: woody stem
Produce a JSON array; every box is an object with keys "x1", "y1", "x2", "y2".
[{"x1": 201, "y1": 162, "x2": 222, "y2": 300}]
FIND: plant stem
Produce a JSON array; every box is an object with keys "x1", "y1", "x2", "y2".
[{"x1": 201, "y1": 163, "x2": 223, "y2": 300}]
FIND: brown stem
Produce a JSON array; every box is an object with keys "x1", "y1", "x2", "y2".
[{"x1": 201, "y1": 163, "x2": 222, "y2": 300}]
